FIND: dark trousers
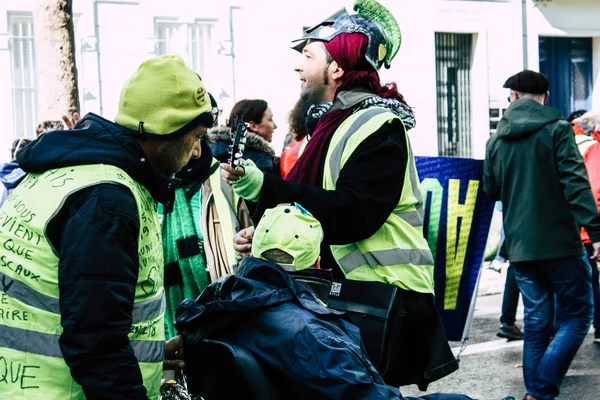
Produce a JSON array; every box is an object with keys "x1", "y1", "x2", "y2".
[
  {"x1": 513, "y1": 256, "x2": 593, "y2": 399},
  {"x1": 500, "y1": 264, "x2": 521, "y2": 325},
  {"x1": 583, "y1": 244, "x2": 600, "y2": 329}
]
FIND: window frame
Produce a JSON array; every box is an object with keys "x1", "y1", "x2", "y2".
[{"x1": 8, "y1": 12, "x2": 37, "y2": 139}]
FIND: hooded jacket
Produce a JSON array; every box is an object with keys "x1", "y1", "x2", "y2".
[
  {"x1": 0, "y1": 161, "x2": 27, "y2": 205},
  {"x1": 484, "y1": 99, "x2": 600, "y2": 262},
  {"x1": 209, "y1": 126, "x2": 279, "y2": 175},
  {"x1": 175, "y1": 256, "x2": 402, "y2": 400},
  {"x1": 14, "y1": 113, "x2": 178, "y2": 400}
]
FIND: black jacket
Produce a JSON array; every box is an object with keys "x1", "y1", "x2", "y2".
[
  {"x1": 17, "y1": 113, "x2": 177, "y2": 400},
  {"x1": 484, "y1": 99, "x2": 600, "y2": 262},
  {"x1": 255, "y1": 119, "x2": 408, "y2": 276}
]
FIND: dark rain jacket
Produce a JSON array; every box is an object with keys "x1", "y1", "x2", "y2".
[
  {"x1": 0, "y1": 161, "x2": 27, "y2": 206},
  {"x1": 484, "y1": 99, "x2": 600, "y2": 262},
  {"x1": 16, "y1": 113, "x2": 178, "y2": 400},
  {"x1": 175, "y1": 256, "x2": 402, "y2": 400}
]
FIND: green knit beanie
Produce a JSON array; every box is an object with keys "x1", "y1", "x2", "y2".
[{"x1": 115, "y1": 55, "x2": 213, "y2": 136}]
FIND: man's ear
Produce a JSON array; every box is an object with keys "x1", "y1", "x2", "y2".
[
  {"x1": 544, "y1": 91, "x2": 550, "y2": 105},
  {"x1": 314, "y1": 256, "x2": 321, "y2": 269},
  {"x1": 330, "y1": 61, "x2": 344, "y2": 81}
]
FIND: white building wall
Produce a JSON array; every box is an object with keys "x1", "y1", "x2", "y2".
[
  {"x1": 1, "y1": 0, "x2": 599, "y2": 163},
  {"x1": 0, "y1": 0, "x2": 35, "y2": 162}
]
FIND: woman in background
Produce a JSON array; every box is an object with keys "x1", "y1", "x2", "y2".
[{"x1": 209, "y1": 99, "x2": 280, "y2": 176}]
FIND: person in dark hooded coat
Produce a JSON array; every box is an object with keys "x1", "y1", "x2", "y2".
[{"x1": 176, "y1": 204, "x2": 472, "y2": 400}]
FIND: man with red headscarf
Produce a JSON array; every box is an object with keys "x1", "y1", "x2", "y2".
[{"x1": 222, "y1": 0, "x2": 457, "y2": 389}]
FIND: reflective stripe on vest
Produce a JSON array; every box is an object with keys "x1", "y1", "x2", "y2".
[
  {"x1": 1, "y1": 324, "x2": 164, "y2": 363},
  {"x1": 329, "y1": 108, "x2": 425, "y2": 229},
  {"x1": 323, "y1": 107, "x2": 434, "y2": 294},
  {"x1": 0, "y1": 164, "x2": 164, "y2": 400},
  {"x1": 0, "y1": 269, "x2": 165, "y2": 324},
  {"x1": 339, "y1": 248, "x2": 434, "y2": 274}
]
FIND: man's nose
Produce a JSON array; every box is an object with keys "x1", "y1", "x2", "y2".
[{"x1": 191, "y1": 140, "x2": 201, "y2": 159}]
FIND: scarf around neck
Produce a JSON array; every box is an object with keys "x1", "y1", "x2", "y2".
[{"x1": 285, "y1": 95, "x2": 416, "y2": 186}]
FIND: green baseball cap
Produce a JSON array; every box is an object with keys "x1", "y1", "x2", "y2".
[{"x1": 252, "y1": 203, "x2": 324, "y2": 271}]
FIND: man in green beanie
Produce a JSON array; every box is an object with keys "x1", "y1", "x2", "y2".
[{"x1": 0, "y1": 55, "x2": 214, "y2": 400}]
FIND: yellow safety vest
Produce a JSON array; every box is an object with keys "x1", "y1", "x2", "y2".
[
  {"x1": 0, "y1": 164, "x2": 164, "y2": 399},
  {"x1": 323, "y1": 107, "x2": 434, "y2": 294}
]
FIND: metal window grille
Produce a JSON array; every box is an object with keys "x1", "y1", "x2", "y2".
[
  {"x1": 570, "y1": 39, "x2": 592, "y2": 112},
  {"x1": 435, "y1": 32, "x2": 473, "y2": 158},
  {"x1": 9, "y1": 15, "x2": 37, "y2": 139},
  {"x1": 539, "y1": 37, "x2": 592, "y2": 118},
  {"x1": 489, "y1": 108, "x2": 506, "y2": 135},
  {"x1": 155, "y1": 21, "x2": 213, "y2": 82}
]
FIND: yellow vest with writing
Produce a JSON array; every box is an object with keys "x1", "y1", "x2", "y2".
[
  {"x1": 0, "y1": 165, "x2": 164, "y2": 399},
  {"x1": 323, "y1": 107, "x2": 434, "y2": 294}
]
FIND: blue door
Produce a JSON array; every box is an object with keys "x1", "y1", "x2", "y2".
[{"x1": 539, "y1": 37, "x2": 592, "y2": 118}]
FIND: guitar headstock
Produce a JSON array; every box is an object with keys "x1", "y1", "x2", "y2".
[{"x1": 228, "y1": 114, "x2": 249, "y2": 167}]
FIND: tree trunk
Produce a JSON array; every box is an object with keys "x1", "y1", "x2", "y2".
[{"x1": 33, "y1": 0, "x2": 79, "y2": 123}]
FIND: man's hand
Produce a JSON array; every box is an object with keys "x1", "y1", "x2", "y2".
[
  {"x1": 61, "y1": 112, "x2": 81, "y2": 129},
  {"x1": 221, "y1": 162, "x2": 245, "y2": 185},
  {"x1": 234, "y1": 227, "x2": 254, "y2": 256},
  {"x1": 164, "y1": 335, "x2": 185, "y2": 371},
  {"x1": 591, "y1": 242, "x2": 600, "y2": 260}
]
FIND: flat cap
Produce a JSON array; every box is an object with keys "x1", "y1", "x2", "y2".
[{"x1": 503, "y1": 70, "x2": 549, "y2": 94}]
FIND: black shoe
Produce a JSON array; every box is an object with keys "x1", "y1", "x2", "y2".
[
  {"x1": 497, "y1": 323, "x2": 524, "y2": 341},
  {"x1": 594, "y1": 329, "x2": 600, "y2": 343}
]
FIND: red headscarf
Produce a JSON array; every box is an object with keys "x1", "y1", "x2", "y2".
[{"x1": 286, "y1": 33, "x2": 406, "y2": 185}]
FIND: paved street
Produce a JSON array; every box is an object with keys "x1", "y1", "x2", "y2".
[{"x1": 400, "y1": 268, "x2": 600, "y2": 400}]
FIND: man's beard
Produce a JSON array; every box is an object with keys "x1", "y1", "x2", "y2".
[{"x1": 299, "y1": 67, "x2": 329, "y2": 107}]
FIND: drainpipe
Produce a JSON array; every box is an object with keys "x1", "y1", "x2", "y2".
[
  {"x1": 93, "y1": 1, "x2": 103, "y2": 116},
  {"x1": 229, "y1": 6, "x2": 240, "y2": 103},
  {"x1": 522, "y1": 0, "x2": 529, "y2": 69}
]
